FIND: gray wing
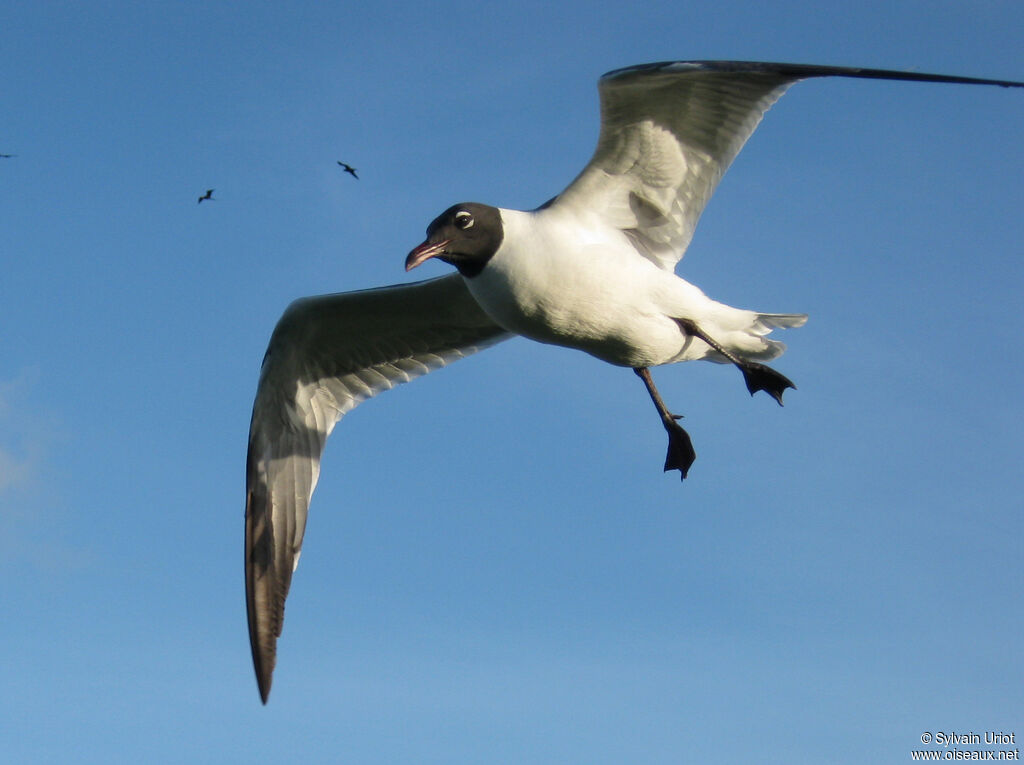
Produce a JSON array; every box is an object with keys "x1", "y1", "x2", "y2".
[
  {"x1": 550, "y1": 60, "x2": 1024, "y2": 270},
  {"x1": 245, "y1": 273, "x2": 510, "y2": 702}
]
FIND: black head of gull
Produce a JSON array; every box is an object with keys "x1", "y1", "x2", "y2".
[{"x1": 405, "y1": 202, "x2": 503, "y2": 277}]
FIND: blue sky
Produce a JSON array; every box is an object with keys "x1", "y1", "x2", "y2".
[{"x1": 2, "y1": 1, "x2": 1022, "y2": 762}]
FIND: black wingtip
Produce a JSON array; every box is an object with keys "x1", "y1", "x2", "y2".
[
  {"x1": 245, "y1": 483, "x2": 279, "y2": 705},
  {"x1": 602, "y1": 60, "x2": 1024, "y2": 90},
  {"x1": 249, "y1": 610, "x2": 277, "y2": 704},
  {"x1": 249, "y1": 610, "x2": 276, "y2": 704}
]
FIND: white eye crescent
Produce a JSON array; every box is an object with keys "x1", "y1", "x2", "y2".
[{"x1": 455, "y1": 211, "x2": 474, "y2": 229}]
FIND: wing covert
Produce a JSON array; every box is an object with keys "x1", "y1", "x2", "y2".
[
  {"x1": 551, "y1": 60, "x2": 1024, "y2": 270},
  {"x1": 552, "y1": 62, "x2": 795, "y2": 270}
]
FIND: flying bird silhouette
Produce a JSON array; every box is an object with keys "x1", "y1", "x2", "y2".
[
  {"x1": 337, "y1": 161, "x2": 358, "y2": 179},
  {"x1": 0, "y1": 153, "x2": 15, "y2": 158},
  {"x1": 244, "y1": 60, "x2": 1024, "y2": 702},
  {"x1": 197, "y1": 189, "x2": 215, "y2": 204}
]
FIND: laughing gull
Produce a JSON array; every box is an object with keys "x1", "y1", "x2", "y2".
[
  {"x1": 197, "y1": 188, "x2": 215, "y2": 204},
  {"x1": 245, "y1": 60, "x2": 1023, "y2": 702}
]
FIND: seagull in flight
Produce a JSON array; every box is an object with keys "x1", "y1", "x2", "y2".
[
  {"x1": 245, "y1": 60, "x2": 1024, "y2": 702},
  {"x1": 337, "y1": 161, "x2": 358, "y2": 179},
  {"x1": 197, "y1": 188, "x2": 215, "y2": 204}
]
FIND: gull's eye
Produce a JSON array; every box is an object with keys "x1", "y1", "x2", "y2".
[{"x1": 454, "y1": 211, "x2": 474, "y2": 230}]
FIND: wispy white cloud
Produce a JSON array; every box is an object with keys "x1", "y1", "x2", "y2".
[
  {"x1": 0, "y1": 371, "x2": 76, "y2": 572},
  {"x1": 0, "y1": 373, "x2": 46, "y2": 495},
  {"x1": 0, "y1": 447, "x2": 33, "y2": 492}
]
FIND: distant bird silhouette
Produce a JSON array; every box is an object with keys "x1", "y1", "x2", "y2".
[
  {"x1": 198, "y1": 189, "x2": 215, "y2": 204},
  {"x1": 337, "y1": 161, "x2": 358, "y2": 179},
  {"x1": 0, "y1": 153, "x2": 15, "y2": 159}
]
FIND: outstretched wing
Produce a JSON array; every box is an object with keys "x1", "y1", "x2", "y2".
[
  {"x1": 245, "y1": 273, "x2": 510, "y2": 702},
  {"x1": 551, "y1": 60, "x2": 1024, "y2": 270}
]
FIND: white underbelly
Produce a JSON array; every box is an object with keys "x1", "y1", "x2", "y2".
[{"x1": 463, "y1": 245, "x2": 688, "y2": 367}]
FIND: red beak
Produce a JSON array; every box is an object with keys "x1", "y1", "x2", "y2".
[{"x1": 405, "y1": 239, "x2": 451, "y2": 271}]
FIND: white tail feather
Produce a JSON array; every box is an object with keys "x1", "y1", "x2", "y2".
[
  {"x1": 698, "y1": 311, "x2": 806, "y2": 363},
  {"x1": 753, "y1": 312, "x2": 808, "y2": 332}
]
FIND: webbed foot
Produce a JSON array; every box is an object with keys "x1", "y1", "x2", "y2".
[
  {"x1": 663, "y1": 417, "x2": 697, "y2": 479},
  {"x1": 739, "y1": 363, "x2": 797, "y2": 406}
]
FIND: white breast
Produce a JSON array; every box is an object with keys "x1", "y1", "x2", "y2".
[{"x1": 463, "y1": 208, "x2": 696, "y2": 367}]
